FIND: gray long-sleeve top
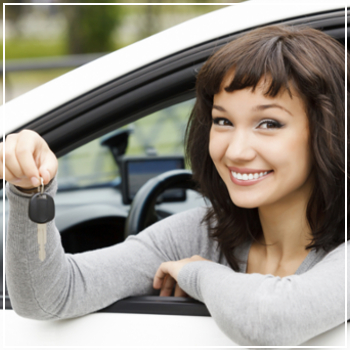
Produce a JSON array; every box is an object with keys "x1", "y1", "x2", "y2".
[{"x1": 5, "y1": 178, "x2": 348, "y2": 346}]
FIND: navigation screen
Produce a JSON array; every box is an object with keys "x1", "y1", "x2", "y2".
[{"x1": 127, "y1": 158, "x2": 184, "y2": 202}]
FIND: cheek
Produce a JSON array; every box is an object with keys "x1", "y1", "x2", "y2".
[
  {"x1": 273, "y1": 131, "x2": 312, "y2": 178},
  {"x1": 208, "y1": 129, "x2": 225, "y2": 164},
  {"x1": 294, "y1": 139, "x2": 312, "y2": 177}
]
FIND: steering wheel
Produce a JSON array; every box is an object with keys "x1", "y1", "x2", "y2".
[{"x1": 124, "y1": 169, "x2": 197, "y2": 239}]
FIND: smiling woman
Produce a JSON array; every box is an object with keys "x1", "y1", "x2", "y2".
[
  {"x1": 209, "y1": 82, "x2": 315, "y2": 276},
  {"x1": 186, "y1": 25, "x2": 346, "y2": 273},
  {"x1": 210, "y1": 81, "x2": 312, "y2": 211},
  {"x1": 2, "y1": 24, "x2": 348, "y2": 347}
]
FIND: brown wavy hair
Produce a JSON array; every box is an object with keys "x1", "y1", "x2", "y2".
[{"x1": 185, "y1": 25, "x2": 347, "y2": 271}]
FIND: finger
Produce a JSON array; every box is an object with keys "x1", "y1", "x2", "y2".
[
  {"x1": 153, "y1": 263, "x2": 169, "y2": 289},
  {"x1": 15, "y1": 150, "x2": 41, "y2": 187},
  {"x1": 0, "y1": 141, "x2": 17, "y2": 182},
  {"x1": 4, "y1": 132, "x2": 40, "y2": 187},
  {"x1": 160, "y1": 274, "x2": 176, "y2": 297},
  {"x1": 4, "y1": 165, "x2": 19, "y2": 183},
  {"x1": 4, "y1": 134, "x2": 24, "y2": 180},
  {"x1": 16, "y1": 130, "x2": 48, "y2": 186},
  {"x1": 174, "y1": 283, "x2": 189, "y2": 297},
  {"x1": 1, "y1": 155, "x2": 19, "y2": 182},
  {"x1": 38, "y1": 158, "x2": 57, "y2": 185},
  {"x1": 35, "y1": 143, "x2": 58, "y2": 185}
]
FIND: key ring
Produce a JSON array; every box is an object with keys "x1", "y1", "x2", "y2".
[{"x1": 38, "y1": 177, "x2": 44, "y2": 194}]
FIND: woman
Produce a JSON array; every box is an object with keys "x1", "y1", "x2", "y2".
[{"x1": 2, "y1": 25, "x2": 347, "y2": 346}]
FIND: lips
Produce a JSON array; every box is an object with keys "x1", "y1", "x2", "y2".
[{"x1": 228, "y1": 167, "x2": 274, "y2": 186}]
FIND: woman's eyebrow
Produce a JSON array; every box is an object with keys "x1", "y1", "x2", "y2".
[
  {"x1": 252, "y1": 104, "x2": 293, "y2": 116},
  {"x1": 212, "y1": 104, "x2": 292, "y2": 116},
  {"x1": 212, "y1": 105, "x2": 226, "y2": 112}
]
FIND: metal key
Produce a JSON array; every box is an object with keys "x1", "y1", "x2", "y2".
[
  {"x1": 28, "y1": 178, "x2": 55, "y2": 261},
  {"x1": 37, "y1": 223, "x2": 46, "y2": 261}
]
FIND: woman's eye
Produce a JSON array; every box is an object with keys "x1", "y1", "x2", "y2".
[
  {"x1": 213, "y1": 118, "x2": 232, "y2": 126},
  {"x1": 256, "y1": 119, "x2": 283, "y2": 129}
]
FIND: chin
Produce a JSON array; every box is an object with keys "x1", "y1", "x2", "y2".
[{"x1": 229, "y1": 195, "x2": 260, "y2": 209}]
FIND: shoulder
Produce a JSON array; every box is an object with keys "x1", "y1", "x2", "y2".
[
  {"x1": 324, "y1": 241, "x2": 347, "y2": 261},
  {"x1": 309, "y1": 241, "x2": 348, "y2": 273}
]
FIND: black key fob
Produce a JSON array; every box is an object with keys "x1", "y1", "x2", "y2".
[{"x1": 28, "y1": 192, "x2": 55, "y2": 224}]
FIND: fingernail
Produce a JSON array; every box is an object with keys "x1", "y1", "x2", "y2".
[{"x1": 31, "y1": 177, "x2": 40, "y2": 187}]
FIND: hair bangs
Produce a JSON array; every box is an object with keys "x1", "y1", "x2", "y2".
[{"x1": 224, "y1": 39, "x2": 294, "y2": 99}]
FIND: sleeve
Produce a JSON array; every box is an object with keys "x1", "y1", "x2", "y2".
[
  {"x1": 5, "y1": 177, "x2": 211, "y2": 321},
  {"x1": 177, "y1": 241, "x2": 347, "y2": 346}
]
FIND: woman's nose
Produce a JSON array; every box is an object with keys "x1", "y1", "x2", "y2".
[{"x1": 225, "y1": 130, "x2": 256, "y2": 163}]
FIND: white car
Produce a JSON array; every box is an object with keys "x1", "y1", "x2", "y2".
[{"x1": 1, "y1": 1, "x2": 348, "y2": 347}]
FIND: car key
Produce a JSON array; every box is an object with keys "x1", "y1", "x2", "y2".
[{"x1": 28, "y1": 178, "x2": 55, "y2": 261}]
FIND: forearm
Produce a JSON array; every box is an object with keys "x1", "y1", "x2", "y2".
[
  {"x1": 6, "y1": 177, "x2": 66, "y2": 319},
  {"x1": 5, "y1": 179, "x2": 142, "y2": 320},
  {"x1": 5, "y1": 178, "x2": 172, "y2": 320},
  {"x1": 177, "y1": 248, "x2": 346, "y2": 346}
]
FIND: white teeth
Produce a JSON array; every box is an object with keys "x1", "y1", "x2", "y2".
[{"x1": 231, "y1": 171, "x2": 271, "y2": 181}]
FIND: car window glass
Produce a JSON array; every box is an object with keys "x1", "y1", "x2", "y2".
[{"x1": 57, "y1": 98, "x2": 195, "y2": 190}]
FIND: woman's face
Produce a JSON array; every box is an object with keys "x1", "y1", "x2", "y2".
[{"x1": 209, "y1": 75, "x2": 313, "y2": 209}]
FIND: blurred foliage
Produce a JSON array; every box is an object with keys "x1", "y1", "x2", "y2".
[
  {"x1": 4, "y1": 4, "x2": 232, "y2": 59},
  {"x1": 62, "y1": 3, "x2": 123, "y2": 54},
  {"x1": 5, "y1": 38, "x2": 67, "y2": 60},
  {"x1": 3, "y1": 3, "x2": 234, "y2": 101}
]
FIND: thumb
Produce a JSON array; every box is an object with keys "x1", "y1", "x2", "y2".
[
  {"x1": 39, "y1": 163, "x2": 57, "y2": 185},
  {"x1": 39, "y1": 167, "x2": 51, "y2": 184}
]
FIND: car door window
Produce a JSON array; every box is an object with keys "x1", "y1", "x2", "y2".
[{"x1": 57, "y1": 98, "x2": 195, "y2": 190}]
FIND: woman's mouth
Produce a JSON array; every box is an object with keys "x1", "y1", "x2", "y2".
[{"x1": 229, "y1": 169, "x2": 274, "y2": 186}]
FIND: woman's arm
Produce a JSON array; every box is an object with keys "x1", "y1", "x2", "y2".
[
  {"x1": 5, "y1": 178, "x2": 154, "y2": 319},
  {"x1": 5, "y1": 178, "x2": 213, "y2": 320},
  {"x1": 176, "y1": 242, "x2": 347, "y2": 346}
]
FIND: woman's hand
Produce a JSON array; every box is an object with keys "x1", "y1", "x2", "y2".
[
  {"x1": 0, "y1": 130, "x2": 58, "y2": 189},
  {"x1": 153, "y1": 255, "x2": 210, "y2": 297}
]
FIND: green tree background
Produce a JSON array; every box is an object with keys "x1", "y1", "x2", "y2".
[
  {"x1": 2, "y1": 2, "x2": 245, "y2": 102},
  {"x1": 4, "y1": 2, "x2": 245, "y2": 58},
  {"x1": 62, "y1": 3, "x2": 122, "y2": 54}
]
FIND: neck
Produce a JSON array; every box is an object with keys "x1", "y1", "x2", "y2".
[{"x1": 257, "y1": 181, "x2": 314, "y2": 261}]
